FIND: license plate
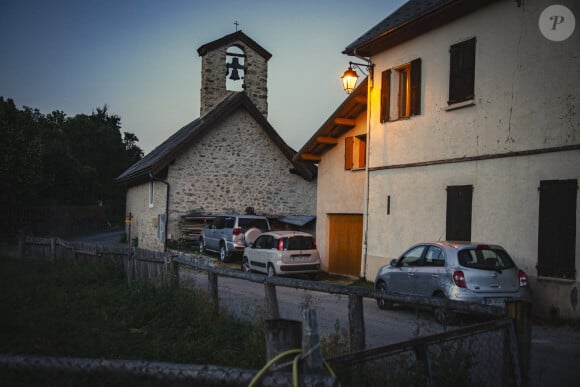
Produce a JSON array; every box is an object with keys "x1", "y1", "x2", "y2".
[{"x1": 485, "y1": 297, "x2": 507, "y2": 306}]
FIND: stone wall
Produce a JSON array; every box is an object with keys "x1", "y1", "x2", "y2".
[{"x1": 165, "y1": 108, "x2": 316, "y2": 241}]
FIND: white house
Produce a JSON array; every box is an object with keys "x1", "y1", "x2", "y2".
[{"x1": 295, "y1": 0, "x2": 579, "y2": 319}]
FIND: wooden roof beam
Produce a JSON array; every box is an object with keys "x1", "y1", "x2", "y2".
[
  {"x1": 334, "y1": 117, "x2": 356, "y2": 126},
  {"x1": 354, "y1": 96, "x2": 367, "y2": 105},
  {"x1": 300, "y1": 153, "x2": 322, "y2": 162},
  {"x1": 316, "y1": 136, "x2": 339, "y2": 144}
]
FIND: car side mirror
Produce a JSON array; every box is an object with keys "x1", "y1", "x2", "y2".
[{"x1": 389, "y1": 259, "x2": 397, "y2": 267}]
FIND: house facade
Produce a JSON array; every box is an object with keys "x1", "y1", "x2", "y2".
[
  {"x1": 296, "y1": 0, "x2": 579, "y2": 319},
  {"x1": 118, "y1": 31, "x2": 317, "y2": 251}
]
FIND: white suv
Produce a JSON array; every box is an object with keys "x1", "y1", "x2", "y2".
[
  {"x1": 199, "y1": 214, "x2": 271, "y2": 262},
  {"x1": 241, "y1": 231, "x2": 321, "y2": 278}
]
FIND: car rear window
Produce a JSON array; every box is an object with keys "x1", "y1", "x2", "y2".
[
  {"x1": 285, "y1": 236, "x2": 315, "y2": 250},
  {"x1": 458, "y1": 247, "x2": 515, "y2": 270},
  {"x1": 238, "y1": 218, "x2": 270, "y2": 231}
]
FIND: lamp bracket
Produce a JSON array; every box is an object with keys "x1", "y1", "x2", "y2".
[{"x1": 348, "y1": 61, "x2": 373, "y2": 76}]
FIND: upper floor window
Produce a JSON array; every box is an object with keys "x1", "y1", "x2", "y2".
[
  {"x1": 448, "y1": 38, "x2": 476, "y2": 104},
  {"x1": 344, "y1": 134, "x2": 366, "y2": 170},
  {"x1": 381, "y1": 58, "x2": 421, "y2": 122}
]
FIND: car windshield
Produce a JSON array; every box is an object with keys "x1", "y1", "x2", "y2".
[
  {"x1": 238, "y1": 218, "x2": 269, "y2": 231},
  {"x1": 285, "y1": 236, "x2": 315, "y2": 250},
  {"x1": 458, "y1": 247, "x2": 516, "y2": 270}
]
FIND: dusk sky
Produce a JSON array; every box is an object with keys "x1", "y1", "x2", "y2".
[{"x1": 1, "y1": 0, "x2": 406, "y2": 154}]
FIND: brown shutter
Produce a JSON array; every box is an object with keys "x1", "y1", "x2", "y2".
[
  {"x1": 448, "y1": 44, "x2": 460, "y2": 103},
  {"x1": 358, "y1": 137, "x2": 366, "y2": 168},
  {"x1": 380, "y1": 69, "x2": 391, "y2": 123},
  {"x1": 344, "y1": 136, "x2": 353, "y2": 170},
  {"x1": 463, "y1": 38, "x2": 476, "y2": 100},
  {"x1": 410, "y1": 58, "x2": 421, "y2": 116}
]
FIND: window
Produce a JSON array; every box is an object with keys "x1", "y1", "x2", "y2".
[
  {"x1": 148, "y1": 181, "x2": 154, "y2": 208},
  {"x1": 425, "y1": 246, "x2": 445, "y2": 267},
  {"x1": 449, "y1": 38, "x2": 476, "y2": 104},
  {"x1": 446, "y1": 185, "x2": 473, "y2": 241},
  {"x1": 537, "y1": 179, "x2": 577, "y2": 279},
  {"x1": 344, "y1": 134, "x2": 366, "y2": 170},
  {"x1": 399, "y1": 245, "x2": 426, "y2": 266},
  {"x1": 381, "y1": 58, "x2": 421, "y2": 121}
]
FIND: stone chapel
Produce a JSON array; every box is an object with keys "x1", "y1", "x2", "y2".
[{"x1": 116, "y1": 31, "x2": 317, "y2": 251}]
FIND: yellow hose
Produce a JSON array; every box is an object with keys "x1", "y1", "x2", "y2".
[{"x1": 248, "y1": 348, "x2": 339, "y2": 387}]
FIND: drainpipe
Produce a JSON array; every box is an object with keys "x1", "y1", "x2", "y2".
[
  {"x1": 355, "y1": 48, "x2": 373, "y2": 280},
  {"x1": 149, "y1": 173, "x2": 170, "y2": 252}
]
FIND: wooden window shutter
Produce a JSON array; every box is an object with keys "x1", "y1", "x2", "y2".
[
  {"x1": 462, "y1": 38, "x2": 476, "y2": 100},
  {"x1": 410, "y1": 58, "x2": 421, "y2": 116},
  {"x1": 358, "y1": 136, "x2": 366, "y2": 168},
  {"x1": 344, "y1": 136, "x2": 353, "y2": 170},
  {"x1": 380, "y1": 69, "x2": 391, "y2": 123},
  {"x1": 449, "y1": 38, "x2": 476, "y2": 104}
]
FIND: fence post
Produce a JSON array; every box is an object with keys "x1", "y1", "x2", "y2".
[
  {"x1": 264, "y1": 319, "x2": 302, "y2": 372},
  {"x1": 348, "y1": 294, "x2": 366, "y2": 352},
  {"x1": 302, "y1": 308, "x2": 324, "y2": 374},
  {"x1": 169, "y1": 256, "x2": 179, "y2": 288},
  {"x1": 125, "y1": 250, "x2": 135, "y2": 285},
  {"x1": 50, "y1": 238, "x2": 57, "y2": 261},
  {"x1": 505, "y1": 300, "x2": 532, "y2": 387},
  {"x1": 208, "y1": 272, "x2": 219, "y2": 317},
  {"x1": 264, "y1": 283, "x2": 280, "y2": 319}
]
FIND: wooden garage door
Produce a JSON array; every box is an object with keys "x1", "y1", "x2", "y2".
[{"x1": 328, "y1": 214, "x2": 363, "y2": 276}]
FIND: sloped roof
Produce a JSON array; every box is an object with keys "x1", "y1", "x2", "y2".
[
  {"x1": 344, "y1": 0, "x2": 499, "y2": 57},
  {"x1": 197, "y1": 30, "x2": 272, "y2": 60},
  {"x1": 293, "y1": 77, "x2": 368, "y2": 163},
  {"x1": 116, "y1": 92, "x2": 316, "y2": 185}
]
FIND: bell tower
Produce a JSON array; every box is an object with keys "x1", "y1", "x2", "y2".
[{"x1": 197, "y1": 31, "x2": 272, "y2": 117}]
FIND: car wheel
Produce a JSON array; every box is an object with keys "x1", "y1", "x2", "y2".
[
  {"x1": 376, "y1": 282, "x2": 394, "y2": 310},
  {"x1": 241, "y1": 257, "x2": 251, "y2": 272},
  {"x1": 267, "y1": 264, "x2": 276, "y2": 277},
  {"x1": 433, "y1": 294, "x2": 457, "y2": 325},
  {"x1": 219, "y1": 244, "x2": 229, "y2": 263},
  {"x1": 199, "y1": 238, "x2": 206, "y2": 254}
]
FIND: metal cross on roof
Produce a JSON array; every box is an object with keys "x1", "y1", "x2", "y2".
[{"x1": 234, "y1": 20, "x2": 239, "y2": 31}]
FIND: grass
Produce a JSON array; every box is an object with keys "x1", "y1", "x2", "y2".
[{"x1": 0, "y1": 257, "x2": 266, "y2": 385}]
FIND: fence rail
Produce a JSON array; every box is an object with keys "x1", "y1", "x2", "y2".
[{"x1": 3, "y1": 236, "x2": 532, "y2": 386}]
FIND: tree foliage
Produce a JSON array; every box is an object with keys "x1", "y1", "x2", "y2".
[{"x1": 0, "y1": 97, "x2": 143, "y2": 223}]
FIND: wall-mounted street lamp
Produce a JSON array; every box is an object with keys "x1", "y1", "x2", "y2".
[{"x1": 341, "y1": 61, "x2": 374, "y2": 94}]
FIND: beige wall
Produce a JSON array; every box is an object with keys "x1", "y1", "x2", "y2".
[
  {"x1": 125, "y1": 181, "x2": 167, "y2": 251},
  {"x1": 360, "y1": 0, "x2": 579, "y2": 318},
  {"x1": 315, "y1": 113, "x2": 367, "y2": 272}
]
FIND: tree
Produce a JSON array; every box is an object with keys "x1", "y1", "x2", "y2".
[{"x1": 0, "y1": 98, "x2": 143, "y2": 225}]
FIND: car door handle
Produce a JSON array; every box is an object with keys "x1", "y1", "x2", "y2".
[
  {"x1": 407, "y1": 273, "x2": 414, "y2": 277},
  {"x1": 431, "y1": 274, "x2": 439, "y2": 279}
]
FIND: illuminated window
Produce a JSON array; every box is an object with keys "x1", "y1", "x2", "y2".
[
  {"x1": 380, "y1": 58, "x2": 421, "y2": 122},
  {"x1": 345, "y1": 134, "x2": 366, "y2": 170}
]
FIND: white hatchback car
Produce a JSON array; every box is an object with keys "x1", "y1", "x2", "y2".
[{"x1": 241, "y1": 231, "x2": 321, "y2": 278}]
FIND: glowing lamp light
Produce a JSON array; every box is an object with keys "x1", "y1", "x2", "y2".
[{"x1": 341, "y1": 65, "x2": 359, "y2": 94}]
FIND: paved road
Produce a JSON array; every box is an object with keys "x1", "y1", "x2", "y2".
[{"x1": 181, "y1": 265, "x2": 580, "y2": 386}]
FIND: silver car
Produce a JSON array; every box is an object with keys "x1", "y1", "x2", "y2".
[
  {"x1": 241, "y1": 231, "x2": 321, "y2": 278},
  {"x1": 375, "y1": 241, "x2": 531, "y2": 322},
  {"x1": 199, "y1": 214, "x2": 271, "y2": 262}
]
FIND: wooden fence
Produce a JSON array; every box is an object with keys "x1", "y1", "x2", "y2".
[{"x1": 7, "y1": 235, "x2": 532, "y2": 386}]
